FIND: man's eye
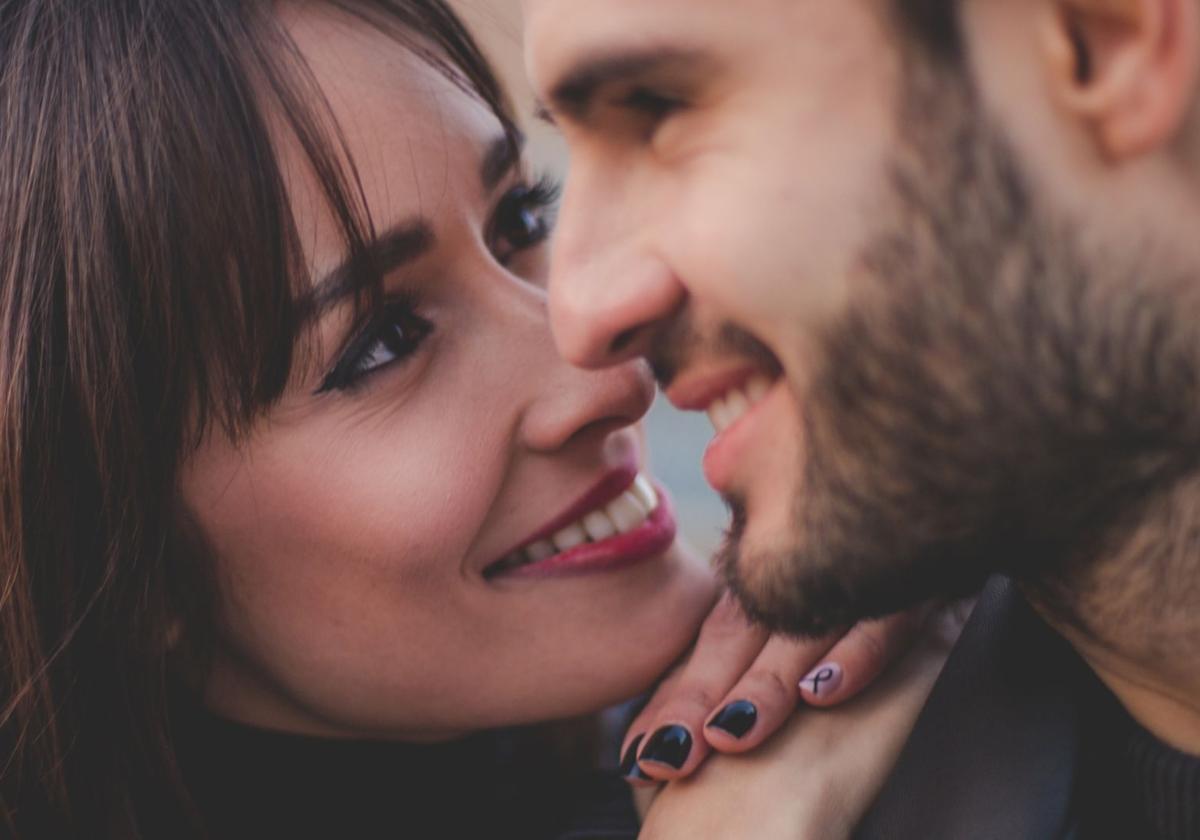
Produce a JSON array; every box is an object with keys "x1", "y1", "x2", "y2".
[
  {"x1": 319, "y1": 301, "x2": 433, "y2": 393},
  {"x1": 621, "y1": 87, "x2": 685, "y2": 121},
  {"x1": 489, "y1": 176, "x2": 560, "y2": 265}
]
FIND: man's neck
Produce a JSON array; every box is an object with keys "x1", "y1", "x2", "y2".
[
  {"x1": 1040, "y1": 610, "x2": 1200, "y2": 757},
  {"x1": 1026, "y1": 473, "x2": 1200, "y2": 756}
]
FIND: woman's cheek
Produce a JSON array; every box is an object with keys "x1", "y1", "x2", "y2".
[{"x1": 180, "y1": 404, "x2": 508, "y2": 722}]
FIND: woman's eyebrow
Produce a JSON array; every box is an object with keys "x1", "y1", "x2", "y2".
[
  {"x1": 301, "y1": 132, "x2": 523, "y2": 316},
  {"x1": 309, "y1": 222, "x2": 435, "y2": 314}
]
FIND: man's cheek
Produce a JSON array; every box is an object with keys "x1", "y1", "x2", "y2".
[{"x1": 667, "y1": 191, "x2": 781, "y2": 317}]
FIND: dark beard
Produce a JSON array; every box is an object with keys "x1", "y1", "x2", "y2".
[{"x1": 722, "y1": 54, "x2": 1200, "y2": 639}]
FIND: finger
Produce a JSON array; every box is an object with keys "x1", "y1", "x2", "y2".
[
  {"x1": 702, "y1": 631, "x2": 840, "y2": 754},
  {"x1": 622, "y1": 591, "x2": 769, "y2": 782},
  {"x1": 797, "y1": 604, "x2": 932, "y2": 708}
]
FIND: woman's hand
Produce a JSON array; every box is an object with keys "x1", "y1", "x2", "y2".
[
  {"x1": 620, "y1": 591, "x2": 934, "y2": 784},
  {"x1": 635, "y1": 601, "x2": 969, "y2": 839}
]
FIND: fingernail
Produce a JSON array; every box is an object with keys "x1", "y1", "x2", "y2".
[
  {"x1": 706, "y1": 700, "x2": 758, "y2": 739},
  {"x1": 620, "y1": 734, "x2": 651, "y2": 781},
  {"x1": 640, "y1": 725, "x2": 693, "y2": 770},
  {"x1": 799, "y1": 662, "x2": 843, "y2": 699}
]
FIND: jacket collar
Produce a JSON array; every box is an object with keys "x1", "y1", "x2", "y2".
[{"x1": 855, "y1": 576, "x2": 1086, "y2": 839}]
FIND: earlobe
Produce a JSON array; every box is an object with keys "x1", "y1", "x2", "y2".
[{"x1": 1041, "y1": 0, "x2": 1200, "y2": 161}]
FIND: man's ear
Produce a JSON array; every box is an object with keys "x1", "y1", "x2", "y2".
[{"x1": 1039, "y1": 0, "x2": 1200, "y2": 160}]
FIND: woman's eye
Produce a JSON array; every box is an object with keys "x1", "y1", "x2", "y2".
[
  {"x1": 489, "y1": 176, "x2": 560, "y2": 265},
  {"x1": 319, "y1": 302, "x2": 432, "y2": 393}
]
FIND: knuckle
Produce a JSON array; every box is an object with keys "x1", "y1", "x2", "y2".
[
  {"x1": 893, "y1": 605, "x2": 928, "y2": 633},
  {"x1": 739, "y1": 669, "x2": 796, "y2": 709},
  {"x1": 666, "y1": 683, "x2": 723, "y2": 717},
  {"x1": 852, "y1": 624, "x2": 887, "y2": 660}
]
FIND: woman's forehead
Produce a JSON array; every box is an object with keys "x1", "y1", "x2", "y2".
[{"x1": 278, "y1": 3, "x2": 504, "y2": 279}]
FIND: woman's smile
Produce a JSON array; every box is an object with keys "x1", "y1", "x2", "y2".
[
  {"x1": 176, "y1": 5, "x2": 716, "y2": 740},
  {"x1": 484, "y1": 466, "x2": 677, "y2": 581}
]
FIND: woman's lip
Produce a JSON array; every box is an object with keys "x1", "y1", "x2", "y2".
[
  {"x1": 702, "y1": 380, "x2": 789, "y2": 493},
  {"x1": 487, "y1": 461, "x2": 640, "y2": 570},
  {"x1": 497, "y1": 487, "x2": 677, "y2": 581}
]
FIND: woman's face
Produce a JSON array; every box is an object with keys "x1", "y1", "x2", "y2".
[{"x1": 179, "y1": 5, "x2": 715, "y2": 740}]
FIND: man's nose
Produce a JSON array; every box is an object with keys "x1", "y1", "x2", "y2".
[{"x1": 547, "y1": 173, "x2": 686, "y2": 370}]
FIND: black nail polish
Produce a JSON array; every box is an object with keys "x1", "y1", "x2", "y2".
[
  {"x1": 707, "y1": 700, "x2": 758, "y2": 739},
  {"x1": 640, "y1": 725, "x2": 692, "y2": 770},
  {"x1": 627, "y1": 763, "x2": 652, "y2": 782},
  {"x1": 620, "y1": 734, "x2": 648, "y2": 780}
]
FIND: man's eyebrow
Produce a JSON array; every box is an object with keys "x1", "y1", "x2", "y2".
[
  {"x1": 308, "y1": 222, "x2": 435, "y2": 314},
  {"x1": 480, "y1": 130, "x2": 526, "y2": 193},
  {"x1": 545, "y1": 46, "x2": 708, "y2": 121}
]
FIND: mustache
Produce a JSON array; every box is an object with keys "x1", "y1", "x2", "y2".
[{"x1": 647, "y1": 315, "x2": 781, "y2": 390}]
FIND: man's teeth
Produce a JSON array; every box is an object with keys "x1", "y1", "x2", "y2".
[
  {"x1": 493, "y1": 475, "x2": 661, "y2": 574},
  {"x1": 707, "y1": 376, "x2": 773, "y2": 434}
]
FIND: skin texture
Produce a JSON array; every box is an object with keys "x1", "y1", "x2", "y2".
[
  {"x1": 181, "y1": 5, "x2": 719, "y2": 740},
  {"x1": 179, "y1": 2, "x2": 918, "y2": 757},
  {"x1": 524, "y1": 0, "x2": 1200, "y2": 761},
  {"x1": 521, "y1": 0, "x2": 915, "y2": 635},
  {"x1": 638, "y1": 603, "x2": 966, "y2": 840}
]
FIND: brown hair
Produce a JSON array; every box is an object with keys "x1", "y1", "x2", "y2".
[{"x1": 0, "y1": 1, "x2": 515, "y2": 836}]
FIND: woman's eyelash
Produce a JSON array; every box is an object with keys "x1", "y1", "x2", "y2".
[
  {"x1": 317, "y1": 294, "x2": 431, "y2": 394},
  {"x1": 489, "y1": 174, "x2": 562, "y2": 264},
  {"x1": 524, "y1": 173, "x2": 563, "y2": 209},
  {"x1": 317, "y1": 177, "x2": 561, "y2": 396}
]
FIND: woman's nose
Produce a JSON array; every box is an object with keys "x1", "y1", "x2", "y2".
[{"x1": 520, "y1": 358, "x2": 657, "y2": 454}]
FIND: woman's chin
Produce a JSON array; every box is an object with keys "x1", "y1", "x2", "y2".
[
  {"x1": 473, "y1": 544, "x2": 719, "y2": 727},
  {"x1": 585, "y1": 543, "x2": 719, "y2": 706}
]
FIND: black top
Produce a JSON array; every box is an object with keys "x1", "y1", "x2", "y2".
[
  {"x1": 855, "y1": 576, "x2": 1200, "y2": 840},
  {"x1": 170, "y1": 698, "x2": 639, "y2": 840},
  {"x1": 1127, "y1": 724, "x2": 1200, "y2": 838},
  {"x1": 1076, "y1": 686, "x2": 1200, "y2": 840}
]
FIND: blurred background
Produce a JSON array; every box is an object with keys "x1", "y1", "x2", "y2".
[{"x1": 451, "y1": 0, "x2": 728, "y2": 557}]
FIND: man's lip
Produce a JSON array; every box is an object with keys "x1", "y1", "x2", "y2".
[
  {"x1": 486, "y1": 462, "x2": 639, "y2": 569},
  {"x1": 702, "y1": 379, "x2": 788, "y2": 492},
  {"x1": 664, "y1": 365, "x2": 762, "y2": 412}
]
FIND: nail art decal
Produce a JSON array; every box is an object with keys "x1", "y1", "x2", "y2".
[{"x1": 799, "y1": 662, "x2": 843, "y2": 699}]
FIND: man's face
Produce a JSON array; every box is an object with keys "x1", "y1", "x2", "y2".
[
  {"x1": 524, "y1": 0, "x2": 905, "y2": 625},
  {"x1": 525, "y1": 0, "x2": 1200, "y2": 638}
]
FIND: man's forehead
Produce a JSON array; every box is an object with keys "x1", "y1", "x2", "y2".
[
  {"x1": 524, "y1": 0, "x2": 696, "y2": 56},
  {"x1": 523, "y1": 0, "x2": 862, "y2": 83},
  {"x1": 522, "y1": 0, "x2": 760, "y2": 92}
]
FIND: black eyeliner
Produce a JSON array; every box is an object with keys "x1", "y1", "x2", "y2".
[
  {"x1": 315, "y1": 176, "x2": 561, "y2": 396},
  {"x1": 315, "y1": 292, "x2": 424, "y2": 395}
]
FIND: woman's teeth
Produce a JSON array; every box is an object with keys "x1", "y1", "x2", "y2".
[
  {"x1": 492, "y1": 476, "x2": 660, "y2": 575},
  {"x1": 707, "y1": 376, "x2": 772, "y2": 434}
]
